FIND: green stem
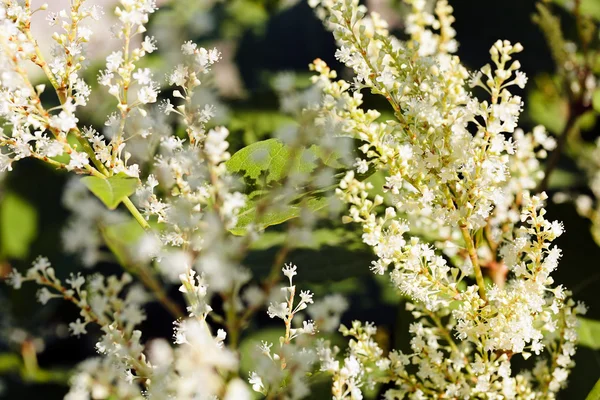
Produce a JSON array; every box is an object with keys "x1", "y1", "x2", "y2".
[
  {"x1": 122, "y1": 197, "x2": 150, "y2": 231},
  {"x1": 460, "y1": 225, "x2": 488, "y2": 302},
  {"x1": 225, "y1": 295, "x2": 240, "y2": 350},
  {"x1": 136, "y1": 263, "x2": 184, "y2": 319}
]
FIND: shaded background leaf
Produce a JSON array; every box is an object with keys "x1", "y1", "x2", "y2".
[{"x1": 0, "y1": 193, "x2": 38, "y2": 260}]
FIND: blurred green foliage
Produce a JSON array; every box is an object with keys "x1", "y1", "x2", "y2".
[{"x1": 0, "y1": 193, "x2": 38, "y2": 260}]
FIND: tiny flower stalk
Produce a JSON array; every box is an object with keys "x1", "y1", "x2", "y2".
[{"x1": 20, "y1": 339, "x2": 39, "y2": 380}]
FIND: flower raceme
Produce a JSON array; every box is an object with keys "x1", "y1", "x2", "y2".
[{"x1": 310, "y1": 0, "x2": 585, "y2": 398}]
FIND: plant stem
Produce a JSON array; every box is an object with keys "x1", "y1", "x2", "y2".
[
  {"x1": 122, "y1": 197, "x2": 151, "y2": 231},
  {"x1": 460, "y1": 225, "x2": 488, "y2": 302},
  {"x1": 136, "y1": 264, "x2": 185, "y2": 319},
  {"x1": 225, "y1": 294, "x2": 240, "y2": 350}
]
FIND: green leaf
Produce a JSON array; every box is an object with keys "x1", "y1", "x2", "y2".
[
  {"x1": 578, "y1": 317, "x2": 600, "y2": 349},
  {"x1": 592, "y1": 89, "x2": 600, "y2": 114},
  {"x1": 229, "y1": 196, "x2": 329, "y2": 236},
  {"x1": 0, "y1": 193, "x2": 38, "y2": 259},
  {"x1": 226, "y1": 138, "x2": 352, "y2": 234},
  {"x1": 249, "y1": 227, "x2": 357, "y2": 250},
  {"x1": 226, "y1": 138, "x2": 348, "y2": 184},
  {"x1": 229, "y1": 110, "x2": 295, "y2": 142},
  {"x1": 586, "y1": 378, "x2": 600, "y2": 400},
  {"x1": 226, "y1": 138, "x2": 290, "y2": 182},
  {"x1": 101, "y1": 218, "x2": 146, "y2": 266},
  {"x1": 554, "y1": 0, "x2": 600, "y2": 20},
  {"x1": 81, "y1": 173, "x2": 139, "y2": 210},
  {"x1": 528, "y1": 82, "x2": 568, "y2": 134}
]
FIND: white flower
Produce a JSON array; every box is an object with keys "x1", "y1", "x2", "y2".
[
  {"x1": 0, "y1": 153, "x2": 13, "y2": 172},
  {"x1": 204, "y1": 127, "x2": 230, "y2": 164},
  {"x1": 282, "y1": 263, "x2": 297, "y2": 283},
  {"x1": 137, "y1": 85, "x2": 158, "y2": 104},
  {"x1": 181, "y1": 41, "x2": 197, "y2": 55},
  {"x1": 37, "y1": 288, "x2": 54, "y2": 305},
  {"x1": 133, "y1": 68, "x2": 152, "y2": 85},
  {"x1": 50, "y1": 111, "x2": 78, "y2": 132},
  {"x1": 550, "y1": 221, "x2": 564, "y2": 238},
  {"x1": 168, "y1": 64, "x2": 188, "y2": 87},
  {"x1": 514, "y1": 71, "x2": 528, "y2": 88},
  {"x1": 90, "y1": 5, "x2": 104, "y2": 20},
  {"x1": 299, "y1": 290, "x2": 314, "y2": 305},
  {"x1": 249, "y1": 372, "x2": 264, "y2": 393},
  {"x1": 69, "y1": 318, "x2": 88, "y2": 336},
  {"x1": 301, "y1": 320, "x2": 316, "y2": 335},
  {"x1": 7, "y1": 270, "x2": 23, "y2": 289},
  {"x1": 67, "y1": 151, "x2": 89, "y2": 171},
  {"x1": 267, "y1": 302, "x2": 288, "y2": 319},
  {"x1": 46, "y1": 12, "x2": 59, "y2": 26},
  {"x1": 106, "y1": 51, "x2": 123, "y2": 72},
  {"x1": 66, "y1": 273, "x2": 85, "y2": 292},
  {"x1": 141, "y1": 36, "x2": 157, "y2": 53},
  {"x1": 354, "y1": 158, "x2": 369, "y2": 174}
]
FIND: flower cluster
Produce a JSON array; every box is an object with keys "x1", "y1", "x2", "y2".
[
  {"x1": 8, "y1": 256, "x2": 250, "y2": 399},
  {"x1": 0, "y1": 1, "x2": 87, "y2": 172},
  {"x1": 249, "y1": 264, "x2": 331, "y2": 399},
  {"x1": 7, "y1": 257, "x2": 151, "y2": 379},
  {"x1": 0, "y1": 0, "x2": 592, "y2": 398},
  {"x1": 308, "y1": 0, "x2": 585, "y2": 398}
]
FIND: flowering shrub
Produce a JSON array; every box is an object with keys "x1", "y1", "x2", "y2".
[{"x1": 0, "y1": 0, "x2": 599, "y2": 399}]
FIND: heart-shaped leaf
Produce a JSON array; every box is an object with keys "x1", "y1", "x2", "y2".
[{"x1": 81, "y1": 173, "x2": 139, "y2": 210}]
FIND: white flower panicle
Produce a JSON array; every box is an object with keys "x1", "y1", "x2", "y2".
[
  {"x1": 0, "y1": 2, "x2": 84, "y2": 173},
  {"x1": 0, "y1": 0, "x2": 158, "y2": 179},
  {"x1": 136, "y1": 43, "x2": 244, "y2": 256},
  {"x1": 9, "y1": 256, "x2": 251, "y2": 399},
  {"x1": 250, "y1": 264, "x2": 336, "y2": 399},
  {"x1": 0, "y1": 0, "x2": 591, "y2": 399},
  {"x1": 7, "y1": 257, "x2": 153, "y2": 383},
  {"x1": 309, "y1": 0, "x2": 584, "y2": 398}
]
